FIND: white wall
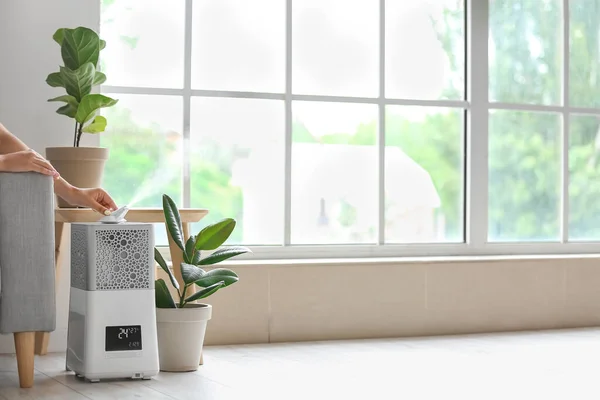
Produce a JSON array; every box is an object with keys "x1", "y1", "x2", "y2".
[
  {"x1": 0, "y1": 0, "x2": 100, "y2": 353},
  {"x1": 0, "y1": 0, "x2": 100, "y2": 151}
]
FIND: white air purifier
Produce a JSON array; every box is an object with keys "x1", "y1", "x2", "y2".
[{"x1": 66, "y1": 209, "x2": 159, "y2": 382}]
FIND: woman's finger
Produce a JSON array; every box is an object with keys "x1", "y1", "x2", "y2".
[
  {"x1": 30, "y1": 163, "x2": 56, "y2": 176},
  {"x1": 32, "y1": 158, "x2": 59, "y2": 177},
  {"x1": 92, "y1": 200, "x2": 109, "y2": 214},
  {"x1": 102, "y1": 193, "x2": 118, "y2": 210},
  {"x1": 33, "y1": 155, "x2": 57, "y2": 171}
]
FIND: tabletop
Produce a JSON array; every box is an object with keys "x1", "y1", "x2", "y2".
[{"x1": 54, "y1": 208, "x2": 209, "y2": 223}]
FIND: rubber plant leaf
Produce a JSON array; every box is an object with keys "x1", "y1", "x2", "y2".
[
  {"x1": 194, "y1": 218, "x2": 236, "y2": 251},
  {"x1": 198, "y1": 246, "x2": 251, "y2": 265},
  {"x1": 184, "y1": 235, "x2": 196, "y2": 264},
  {"x1": 155, "y1": 279, "x2": 176, "y2": 308},
  {"x1": 184, "y1": 281, "x2": 224, "y2": 303},
  {"x1": 162, "y1": 194, "x2": 185, "y2": 251},
  {"x1": 180, "y1": 263, "x2": 206, "y2": 285},
  {"x1": 194, "y1": 268, "x2": 239, "y2": 288},
  {"x1": 155, "y1": 248, "x2": 179, "y2": 291}
]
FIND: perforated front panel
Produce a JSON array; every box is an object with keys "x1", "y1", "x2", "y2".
[
  {"x1": 71, "y1": 225, "x2": 88, "y2": 290},
  {"x1": 94, "y1": 228, "x2": 152, "y2": 291}
]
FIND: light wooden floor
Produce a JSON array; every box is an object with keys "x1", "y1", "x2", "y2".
[{"x1": 0, "y1": 328, "x2": 599, "y2": 399}]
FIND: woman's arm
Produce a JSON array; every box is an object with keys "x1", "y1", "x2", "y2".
[
  {"x1": 0, "y1": 122, "x2": 117, "y2": 214},
  {"x1": 0, "y1": 122, "x2": 76, "y2": 198}
]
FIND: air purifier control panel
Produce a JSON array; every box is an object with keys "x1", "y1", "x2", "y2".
[{"x1": 105, "y1": 325, "x2": 143, "y2": 352}]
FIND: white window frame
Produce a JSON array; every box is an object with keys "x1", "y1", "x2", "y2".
[{"x1": 102, "y1": 0, "x2": 600, "y2": 261}]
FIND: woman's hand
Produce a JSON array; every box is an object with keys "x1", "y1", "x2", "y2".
[
  {"x1": 0, "y1": 149, "x2": 60, "y2": 178},
  {"x1": 60, "y1": 187, "x2": 118, "y2": 215}
]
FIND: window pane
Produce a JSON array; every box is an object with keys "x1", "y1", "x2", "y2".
[
  {"x1": 100, "y1": 94, "x2": 184, "y2": 246},
  {"x1": 100, "y1": 0, "x2": 185, "y2": 88},
  {"x1": 569, "y1": 0, "x2": 600, "y2": 107},
  {"x1": 190, "y1": 98, "x2": 284, "y2": 245},
  {"x1": 291, "y1": 102, "x2": 378, "y2": 244},
  {"x1": 292, "y1": 0, "x2": 378, "y2": 97},
  {"x1": 191, "y1": 0, "x2": 285, "y2": 92},
  {"x1": 489, "y1": 0, "x2": 562, "y2": 105},
  {"x1": 385, "y1": 1, "x2": 464, "y2": 100},
  {"x1": 488, "y1": 110, "x2": 561, "y2": 242},
  {"x1": 569, "y1": 115, "x2": 600, "y2": 240},
  {"x1": 385, "y1": 107, "x2": 464, "y2": 243}
]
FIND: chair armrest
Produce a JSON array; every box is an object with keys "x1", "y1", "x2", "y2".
[{"x1": 0, "y1": 172, "x2": 55, "y2": 333}]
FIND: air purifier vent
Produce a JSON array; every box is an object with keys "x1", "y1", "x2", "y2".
[
  {"x1": 95, "y1": 229, "x2": 152, "y2": 291},
  {"x1": 71, "y1": 225, "x2": 89, "y2": 291}
]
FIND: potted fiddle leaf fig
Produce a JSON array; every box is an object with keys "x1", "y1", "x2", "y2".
[
  {"x1": 154, "y1": 194, "x2": 250, "y2": 372},
  {"x1": 45, "y1": 26, "x2": 118, "y2": 207}
]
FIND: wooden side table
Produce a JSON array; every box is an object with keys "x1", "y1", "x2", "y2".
[{"x1": 35, "y1": 208, "x2": 209, "y2": 356}]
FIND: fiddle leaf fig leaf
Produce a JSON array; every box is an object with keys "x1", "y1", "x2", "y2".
[
  {"x1": 75, "y1": 94, "x2": 118, "y2": 124},
  {"x1": 60, "y1": 63, "x2": 95, "y2": 101},
  {"x1": 48, "y1": 95, "x2": 79, "y2": 119},
  {"x1": 93, "y1": 71, "x2": 106, "y2": 86},
  {"x1": 48, "y1": 94, "x2": 78, "y2": 104},
  {"x1": 61, "y1": 27, "x2": 101, "y2": 69},
  {"x1": 81, "y1": 116, "x2": 107, "y2": 133},
  {"x1": 56, "y1": 104, "x2": 78, "y2": 118},
  {"x1": 53, "y1": 28, "x2": 66, "y2": 45},
  {"x1": 46, "y1": 72, "x2": 64, "y2": 88}
]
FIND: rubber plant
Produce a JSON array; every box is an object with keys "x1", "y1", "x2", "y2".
[
  {"x1": 154, "y1": 194, "x2": 251, "y2": 308},
  {"x1": 46, "y1": 26, "x2": 118, "y2": 147}
]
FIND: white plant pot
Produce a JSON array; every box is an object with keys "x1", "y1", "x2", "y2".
[{"x1": 155, "y1": 304, "x2": 212, "y2": 372}]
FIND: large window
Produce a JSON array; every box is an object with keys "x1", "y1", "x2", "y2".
[{"x1": 99, "y1": 0, "x2": 600, "y2": 259}]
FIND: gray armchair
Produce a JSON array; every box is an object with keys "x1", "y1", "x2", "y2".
[{"x1": 0, "y1": 172, "x2": 56, "y2": 388}]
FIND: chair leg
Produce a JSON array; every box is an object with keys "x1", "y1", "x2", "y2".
[{"x1": 14, "y1": 332, "x2": 35, "y2": 388}]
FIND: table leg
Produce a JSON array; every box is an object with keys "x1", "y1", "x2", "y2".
[{"x1": 35, "y1": 222, "x2": 65, "y2": 355}]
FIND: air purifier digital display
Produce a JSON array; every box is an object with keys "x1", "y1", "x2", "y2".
[
  {"x1": 66, "y1": 220, "x2": 160, "y2": 383},
  {"x1": 105, "y1": 325, "x2": 143, "y2": 351}
]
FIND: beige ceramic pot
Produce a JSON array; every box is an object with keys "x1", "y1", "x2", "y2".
[
  {"x1": 45, "y1": 147, "x2": 109, "y2": 208},
  {"x1": 155, "y1": 304, "x2": 212, "y2": 372}
]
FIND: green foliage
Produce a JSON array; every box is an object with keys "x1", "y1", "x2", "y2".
[
  {"x1": 155, "y1": 279, "x2": 177, "y2": 308},
  {"x1": 46, "y1": 26, "x2": 118, "y2": 146},
  {"x1": 155, "y1": 194, "x2": 250, "y2": 309},
  {"x1": 195, "y1": 218, "x2": 236, "y2": 251}
]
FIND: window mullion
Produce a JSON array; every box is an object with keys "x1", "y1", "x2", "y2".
[
  {"x1": 182, "y1": 0, "x2": 193, "y2": 209},
  {"x1": 377, "y1": 0, "x2": 385, "y2": 245},
  {"x1": 466, "y1": 0, "x2": 489, "y2": 248},
  {"x1": 561, "y1": 0, "x2": 570, "y2": 243},
  {"x1": 284, "y1": 0, "x2": 293, "y2": 246}
]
